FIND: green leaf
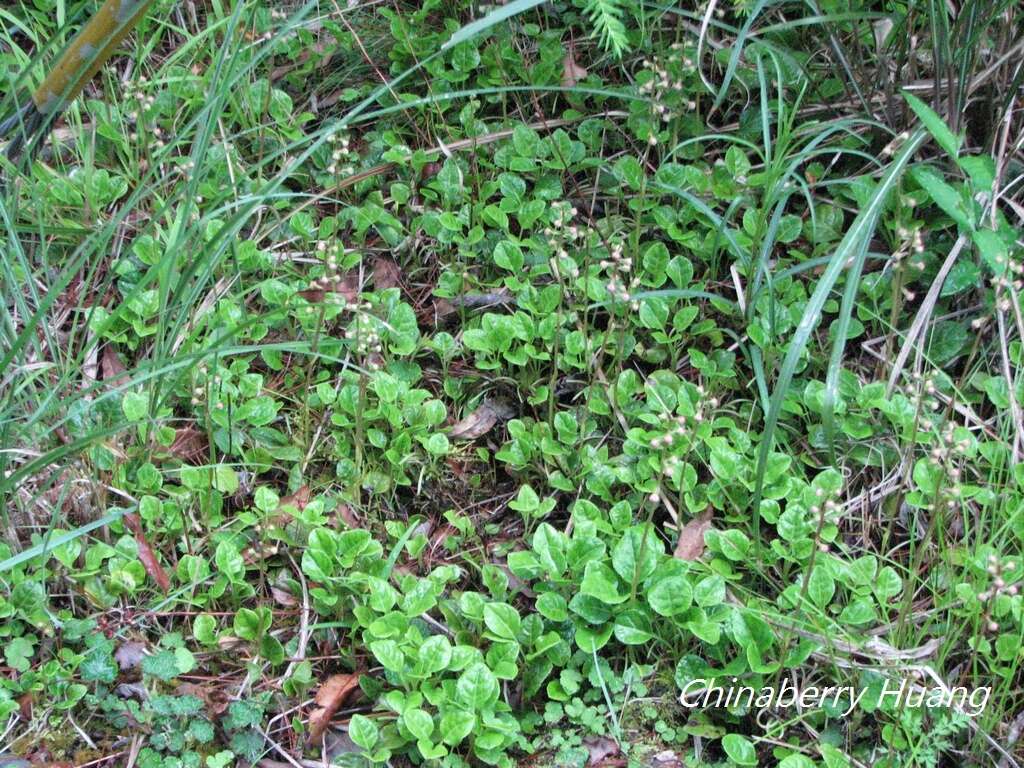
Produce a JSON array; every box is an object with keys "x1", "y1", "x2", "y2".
[
  {"x1": 233, "y1": 608, "x2": 262, "y2": 641},
  {"x1": 424, "y1": 433, "x2": 450, "y2": 455},
  {"x1": 973, "y1": 228, "x2": 1009, "y2": 275},
  {"x1": 403, "y1": 708, "x2": 434, "y2": 741},
  {"x1": 716, "y1": 529, "x2": 750, "y2": 561},
  {"x1": 778, "y1": 755, "x2": 816, "y2": 768},
  {"x1": 574, "y1": 623, "x2": 613, "y2": 652},
  {"x1": 648, "y1": 575, "x2": 693, "y2": 616},
  {"x1": 418, "y1": 635, "x2": 452, "y2": 674},
  {"x1": 580, "y1": 561, "x2": 627, "y2": 604},
  {"x1": 693, "y1": 574, "x2": 726, "y2": 607},
  {"x1": 456, "y1": 662, "x2": 499, "y2": 709},
  {"x1": 532, "y1": 523, "x2": 567, "y2": 577},
  {"x1": 535, "y1": 592, "x2": 569, "y2": 622},
  {"x1": 613, "y1": 609, "x2": 653, "y2": 644},
  {"x1": 819, "y1": 744, "x2": 851, "y2": 768},
  {"x1": 142, "y1": 649, "x2": 181, "y2": 681},
  {"x1": 509, "y1": 484, "x2": 540, "y2": 513},
  {"x1": 483, "y1": 602, "x2": 522, "y2": 641},
  {"x1": 611, "y1": 526, "x2": 659, "y2": 583},
  {"x1": 371, "y1": 640, "x2": 406, "y2": 673},
  {"x1": 349, "y1": 713, "x2": 379, "y2": 750},
  {"x1": 212, "y1": 465, "x2": 239, "y2": 494},
  {"x1": 5, "y1": 636, "x2": 34, "y2": 672},
  {"x1": 722, "y1": 733, "x2": 758, "y2": 766},
  {"x1": 807, "y1": 567, "x2": 835, "y2": 607},
  {"x1": 440, "y1": 710, "x2": 476, "y2": 745},
  {"x1": 912, "y1": 166, "x2": 972, "y2": 231},
  {"x1": 614, "y1": 156, "x2": 644, "y2": 189},
  {"x1": 121, "y1": 392, "x2": 149, "y2": 421},
  {"x1": 903, "y1": 92, "x2": 961, "y2": 160}
]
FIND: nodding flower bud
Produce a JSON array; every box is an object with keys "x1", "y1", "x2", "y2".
[{"x1": 648, "y1": 492, "x2": 660, "y2": 503}]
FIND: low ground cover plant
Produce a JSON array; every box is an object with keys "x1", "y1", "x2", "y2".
[{"x1": 1, "y1": 1, "x2": 1023, "y2": 766}]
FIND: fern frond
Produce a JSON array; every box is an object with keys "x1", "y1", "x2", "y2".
[{"x1": 583, "y1": 0, "x2": 629, "y2": 58}]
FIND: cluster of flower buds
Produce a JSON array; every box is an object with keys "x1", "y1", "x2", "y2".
[
  {"x1": 809, "y1": 479, "x2": 843, "y2": 528},
  {"x1": 327, "y1": 132, "x2": 357, "y2": 176},
  {"x1": 906, "y1": 371, "x2": 943, "y2": 415},
  {"x1": 648, "y1": 387, "x2": 718, "y2": 483},
  {"x1": 881, "y1": 131, "x2": 911, "y2": 158},
  {"x1": 989, "y1": 255, "x2": 1024, "y2": 313},
  {"x1": 980, "y1": 555, "x2": 1018, "y2": 632},
  {"x1": 544, "y1": 201, "x2": 584, "y2": 280},
  {"x1": 344, "y1": 316, "x2": 384, "y2": 369},
  {"x1": 637, "y1": 44, "x2": 698, "y2": 145},
  {"x1": 890, "y1": 225, "x2": 926, "y2": 277},
  {"x1": 126, "y1": 76, "x2": 157, "y2": 120},
  {"x1": 307, "y1": 241, "x2": 350, "y2": 300},
  {"x1": 190, "y1": 361, "x2": 225, "y2": 409},
  {"x1": 927, "y1": 419, "x2": 971, "y2": 467},
  {"x1": 601, "y1": 242, "x2": 641, "y2": 309}
]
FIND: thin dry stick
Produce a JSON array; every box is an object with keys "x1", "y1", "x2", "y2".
[
  {"x1": 995, "y1": 305, "x2": 1024, "y2": 461},
  {"x1": 886, "y1": 233, "x2": 968, "y2": 393},
  {"x1": 282, "y1": 552, "x2": 311, "y2": 683}
]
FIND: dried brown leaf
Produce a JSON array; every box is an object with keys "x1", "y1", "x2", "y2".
[
  {"x1": 271, "y1": 585, "x2": 297, "y2": 607},
  {"x1": 432, "y1": 297, "x2": 456, "y2": 322},
  {"x1": 584, "y1": 735, "x2": 620, "y2": 766},
  {"x1": 372, "y1": 257, "x2": 402, "y2": 290},
  {"x1": 449, "y1": 398, "x2": 515, "y2": 440},
  {"x1": 279, "y1": 485, "x2": 311, "y2": 512},
  {"x1": 123, "y1": 513, "x2": 171, "y2": 593},
  {"x1": 178, "y1": 682, "x2": 230, "y2": 717},
  {"x1": 217, "y1": 635, "x2": 245, "y2": 651},
  {"x1": 114, "y1": 641, "x2": 148, "y2": 671},
  {"x1": 649, "y1": 750, "x2": 684, "y2": 768},
  {"x1": 337, "y1": 503, "x2": 360, "y2": 529},
  {"x1": 449, "y1": 402, "x2": 500, "y2": 440},
  {"x1": 169, "y1": 426, "x2": 207, "y2": 463},
  {"x1": 674, "y1": 508, "x2": 714, "y2": 561},
  {"x1": 298, "y1": 272, "x2": 360, "y2": 304},
  {"x1": 562, "y1": 51, "x2": 588, "y2": 88},
  {"x1": 307, "y1": 673, "x2": 361, "y2": 745},
  {"x1": 101, "y1": 346, "x2": 130, "y2": 389}
]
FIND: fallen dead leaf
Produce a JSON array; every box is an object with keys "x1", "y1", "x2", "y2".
[
  {"x1": 123, "y1": 513, "x2": 171, "y2": 593},
  {"x1": 298, "y1": 271, "x2": 360, "y2": 304},
  {"x1": 562, "y1": 51, "x2": 588, "y2": 88},
  {"x1": 114, "y1": 641, "x2": 148, "y2": 671},
  {"x1": 674, "y1": 508, "x2": 714, "y2": 561},
  {"x1": 178, "y1": 682, "x2": 230, "y2": 717},
  {"x1": 449, "y1": 401, "x2": 500, "y2": 440},
  {"x1": 649, "y1": 750, "x2": 684, "y2": 768},
  {"x1": 584, "y1": 735, "x2": 620, "y2": 765},
  {"x1": 336, "y1": 503, "x2": 360, "y2": 529},
  {"x1": 217, "y1": 635, "x2": 245, "y2": 651},
  {"x1": 307, "y1": 673, "x2": 362, "y2": 745},
  {"x1": 449, "y1": 399, "x2": 515, "y2": 440},
  {"x1": 372, "y1": 257, "x2": 402, "y2": 290},
  {"x1": 18, "y1": 693, "x2": 32, "y2": 720},
  {"x1": 279, "y1": 485, "x2": 311, "y2": 512},
  {"x1": 169, "y1": 426, "x2": 207, "y2": 463},
  {"x1": 262, "y1": 485, "x2": 312, "y2": 531},
  {"x1": 271, "y1": 585, "x2": 297, "y2": 607},
  {"x1": 101, "y1": 346, "x2": 130, "y2": 389},
  {"x1": 431, "y1": 297, "x2": 456, "y2": 323}
]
